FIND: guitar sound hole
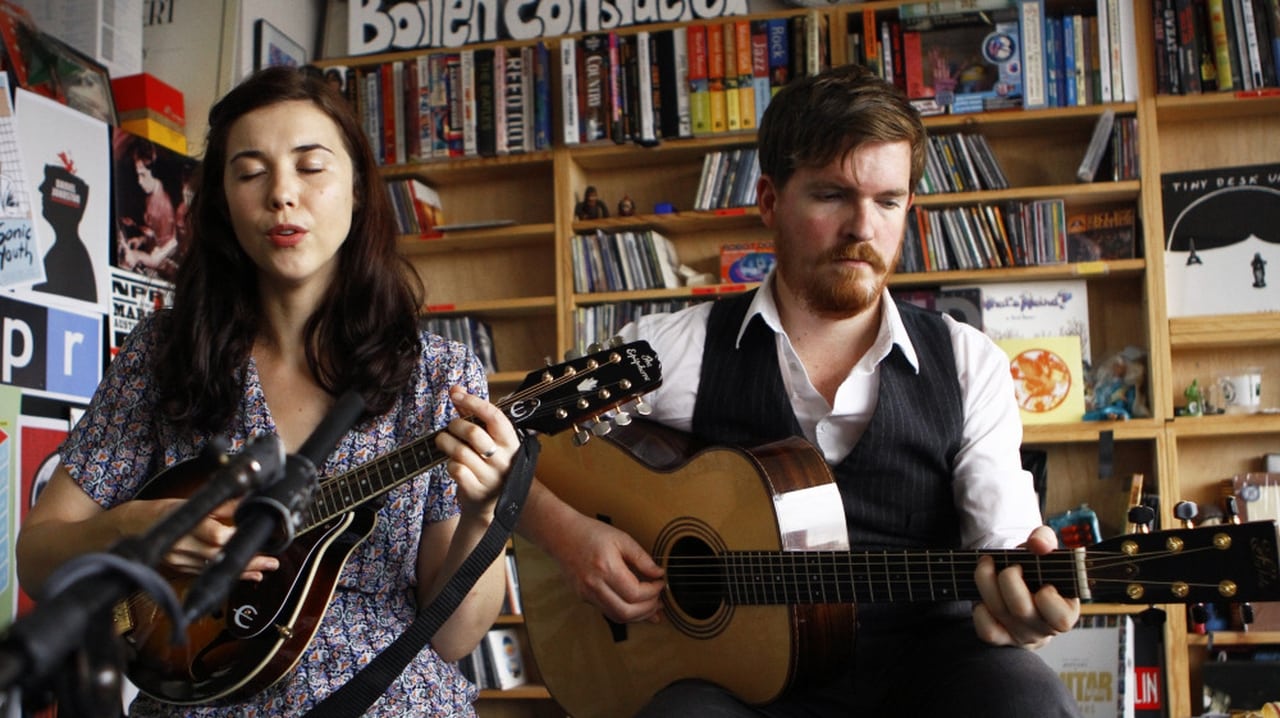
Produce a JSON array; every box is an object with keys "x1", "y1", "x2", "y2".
[{"x1": 666, "y1": 536, "x2": 723, "y2": 620}]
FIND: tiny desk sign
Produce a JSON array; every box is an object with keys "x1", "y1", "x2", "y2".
[{"x1": 1162, "y1": 162, "x2": 1280, "y2": 318}]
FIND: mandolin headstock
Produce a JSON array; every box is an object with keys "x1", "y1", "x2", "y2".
[{"x1": 501, "y1": 339, "x2": 662, "y2": 438}]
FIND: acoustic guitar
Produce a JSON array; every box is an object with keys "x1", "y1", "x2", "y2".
[
  {"x1": 515, "y1": 420, "x2": 1280, "y2": 718},
  {"x1": 121, "y1": 340, "x2": 663, "y2": 704}
]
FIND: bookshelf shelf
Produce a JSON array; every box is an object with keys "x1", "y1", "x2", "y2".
[
  {"x1": 913, "y1": 179, "x2": 1141, "y2": 207},
  {"x1": 478, "y1": 685, "x2": 552, "y2": 701},
  {"x1": 573, "y1": 208, "x2": 764, "y2": 235},
  {"x1": 1168, "y1": 312, "x2": 1280, "y2": 348},
  {"x1": 1169, "y1": 413, "x2": 1280, "y2": 439},
  {"x1": 1187, "y1": 631, "x2": 1280, "y2": 647},
  {"x1": 1022, "y1": 418, "x2": 1164, "y2": 444},
  {"x1": 1155, "y1": 91, "x2": 1280, "y2": 122},
  {"x1": 396, "y1": 224, "x2": 555, "y2": 254},
  {"x1": 891, "y1": 258, "x2": 1145, "y2": 287}
]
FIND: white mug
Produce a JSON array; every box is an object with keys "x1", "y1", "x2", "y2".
[{"x1": 1217, "y1": 370, "x2": 1263, "y2": 414}]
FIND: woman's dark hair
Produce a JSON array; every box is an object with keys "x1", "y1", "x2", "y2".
[
  {"x1": 154, "y1": 66, "x2": 423, "y2": 433},
  {"x1": 757, "y1": 63, "x2": 927, "y2": 192}
]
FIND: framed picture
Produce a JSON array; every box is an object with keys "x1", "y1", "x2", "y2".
[
  {"x1": 254, "y1": 19, "x2": 306, "y2": 71},
  {"x1": 0, "y1": 2, "x2": 117, "y2": 126}
]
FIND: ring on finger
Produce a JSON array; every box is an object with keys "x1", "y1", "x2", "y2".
[{"x1": 480, "y1": 448, "x2": 497, "y2": 460}]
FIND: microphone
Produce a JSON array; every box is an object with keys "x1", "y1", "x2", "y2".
[{"x1": 183, "y1": 391, "x2": 366, "y2": 623}]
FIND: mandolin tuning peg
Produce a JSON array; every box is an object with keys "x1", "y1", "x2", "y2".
[
  {"x1": 572, "y1": 425, "x2": 592, "y2": 446},
  {"x1": 632, "y1": 398, "x2": 652, "y2": 416},
  {"x1": 612, "y1": 409, "x2": 632, "y2": 426},
  {"x1": 591, "y1": 419, "x2": 613, "y2": 437}
]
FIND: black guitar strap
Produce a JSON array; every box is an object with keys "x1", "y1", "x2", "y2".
[{"x1": 303, "y1": 431, "x2": 540, "y2": 718}]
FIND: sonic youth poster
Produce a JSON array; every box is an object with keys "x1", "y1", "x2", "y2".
[
  {"x1": 9, "y1": 88, "x2": 111, "y2": 317},
  {"x1": 1162, "y1": 163, "x2": 1280, "y2": 318},
  {"x1": 0, "y1": 74, "x2": 40, "y2": 290}
]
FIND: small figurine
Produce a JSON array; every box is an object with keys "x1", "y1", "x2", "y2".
[
  {"x1": 1083, "y1": 349, "x2": 1149, "y2": 421},
  {"x1": 617, "y1": 194, "x2": 636, "y2": 217},
  {"x1": 1252, "y1": 252, "x2": 1267, "y2": 288},
  {"x1": 1183, "y1": 378, "x2": 1204, "y2": 417},
  {"x1": 574, "y1": 185, "x2": 609, "y2": 220}
]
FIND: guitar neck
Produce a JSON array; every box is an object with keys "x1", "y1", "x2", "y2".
[{"x1": 688, "y1": 548, "x2": 1086, "y2": 606}]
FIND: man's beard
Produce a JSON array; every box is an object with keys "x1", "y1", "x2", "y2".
[{"x1": 778, "y1": 240, "x2": 900, "y2": 317}]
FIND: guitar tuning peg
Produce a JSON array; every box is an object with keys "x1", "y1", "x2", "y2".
[
  {"x1": 1174, "y1": 500, "x2": 1199, "y2": 528},
  {"x1": 608, "y1": 336, "x2": 624, "y2": 348},
  {"x1": 1223, "y1": 495, "x2": 1242, "y2": 524},
  {"x1": 586, "y1": 342, "x2": 603, "y2": 354},
  {"x1": 591, "y1": 419, "x2": 613, "y2": 437},
  {"x1": 562, "y1": 348, "x2": 583, "y2": 361},
  {"x1": 1127, "y1": 505, "x2": 1155, "y2": 534},
  {"x1": 633, "y1": 398, "x2": 652, "y2": 416},
  {"x1": 1240, "y1": 602, "x2": 1255, "y2": 626}
]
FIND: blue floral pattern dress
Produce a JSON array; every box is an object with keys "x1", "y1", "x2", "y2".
[{"x1": 60, "y1": 313, "x2": 486, "y2": 717}]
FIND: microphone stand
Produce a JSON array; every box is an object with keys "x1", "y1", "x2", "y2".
[{"x1": 0, "y1": 433, "x2": 286, "y2": 717}]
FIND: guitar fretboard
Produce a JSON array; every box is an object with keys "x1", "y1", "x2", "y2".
[{"x1": 666, "y1": 549, "x2": 1089, "y2": 605}]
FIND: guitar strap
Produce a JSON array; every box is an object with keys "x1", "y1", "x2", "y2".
[{"x1": 303, "y1": 431, "x2": 541, "y2": 718}]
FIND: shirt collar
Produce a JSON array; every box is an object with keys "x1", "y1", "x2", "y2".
[{"x1": 735, "y1": 271, "x2": 921, "y2": 373}]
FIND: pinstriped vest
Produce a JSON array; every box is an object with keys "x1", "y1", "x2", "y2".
[{"x1": 692, "y1": 291, "x2": 965, "y2": 553}]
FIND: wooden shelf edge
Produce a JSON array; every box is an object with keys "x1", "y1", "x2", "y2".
[
  {"x1": 1022, "y1": 418, "x2": 1164, "y2": 444},
  {"x1": 398, "y1": 224, "x2": 555, "y2": 253},
  {"x1": 477, "y1": 685, "x2": 552, "y2": 700},
  {"x1": 914, "y1": 180, "x2": 1140, "y2": 207},
  {"x1": 1168, "y1": 312, "x2": 1280, "y2": 348},
  {"x1": 1187, "y1": 630, "x2": 1280, "y2": 646},
  {"x1": 892, "y1": 258, "x2": 1144, "y2": 287},
  {"x1": 422, "y1": 296, "x2": 557, "y2": 316},
  {"x1": 1170, "y1": 412, "x2": 1280, "y2": 438}
]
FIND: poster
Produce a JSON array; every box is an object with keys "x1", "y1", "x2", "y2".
[
  {"x1": 9, "y1": 88, "x2": 111, "y2": 317},
  {"x1": 1162, "y1": 162, "x2": 1280, "y2": 318}
]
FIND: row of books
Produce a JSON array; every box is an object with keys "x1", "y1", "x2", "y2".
[
  {"x1": 918, "y1": 131, "x2": 1010, "y2": 195},
  {"x1": 1018, "y1": 0, "x2": 1141, "y2": 109},
  {"x1": 419, "y1": 315, "x2": 498, "y2": 374},
  {"x1": 560, "y1": 13, "x2": 830, "y2": 147},
  {"x1": 899, "y1": 198, "x2": 1138, "y2": 273},
  {"x1": 456, "y1": 627, "x2": 527, "y2": 691},
  {"x1": 573, "y1": 299, "x2": 697, "y2": 351},
  {"x1": 571, "y1": 230, "x2": 681, "y2": 294},
  {"x1": 329, "y1": 41, "x2": 554, "y2": 165},
  {"x1": 387, "y1": 178, "x2": 443, "y2": 236},
  {"x1": 693, "y1": 147, "x2": 760, "y2": 210},
  {"x1": 1153, "y1": 0, "x2": 1280, "y2": 95},
  {"x1": 1077, "y1": 109, "x2": 1141, "y2": 184}
]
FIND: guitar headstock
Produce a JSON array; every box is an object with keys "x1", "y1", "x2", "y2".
[
  {"x1": 501, "y1": 339, "x2": 662, "y2": 436},
  {"x1": 1085, "y1": 521, "x2": 1280, "y2": 605}
]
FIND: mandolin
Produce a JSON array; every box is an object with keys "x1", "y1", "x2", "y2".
[{"x1": 121, "y1": 340, "x2": 662, "y2": 704}]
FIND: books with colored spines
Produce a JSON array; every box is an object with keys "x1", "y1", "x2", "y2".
[
  {"x1": 532, "y1": 41, "x2": 553, "y2": 150},
  {"x1": 707, "y1": 23, "x2": 729, "y2": 133},
  {"x1": 733, "y1": 20, "x2": 756, "y2": 131},
  {"x1": 654, "y1": 27, "x2": 693, "y2": 140},
  {"x1": 579, "y1": 33, "x2": 612, "y2": 142},
  {"x1": 687, "y1": 24, "x2": 712, "y2": 135},
  {"x1": 560, "y1": 37, "x2": 580, "y2": 145}
]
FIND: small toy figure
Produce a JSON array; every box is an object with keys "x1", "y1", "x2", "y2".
[
  {"x1": 617, "y1": 194, "x2": 635, "y2": 217},
  {"x1": 1083, "y1": 348, "x2": 1149, "y2": 421},
  {"x1": 574, "y1": 186, "x2": 609, "y2": 220},
  {"x1": 1183, "y1": 378, "x2": 1205, "y2": 417},
  {"x1": 1252, "y1": 252, "x2": 1267, "y2": 288}
]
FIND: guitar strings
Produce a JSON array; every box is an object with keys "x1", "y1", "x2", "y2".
[
  {"x1": 652, "y1": 544, "x2": 1237, "y2": 602},
  {"x1": 304, "y1": 353, "x2": 628, "y2": 528}
]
